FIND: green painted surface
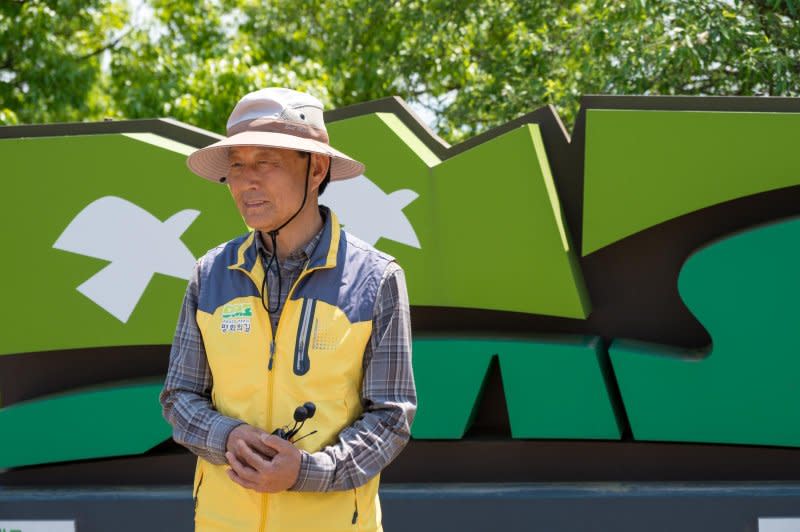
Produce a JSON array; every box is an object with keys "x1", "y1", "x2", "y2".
[
  {"x1": 1, "y1": 113, "x2": 588, "y2": 360},
  {"x1": 0, "y1": 134, "x2": 245, "y2": 356},
  {"x1": 500, "y1": 337, "x2": 622, "y2": 440},
  {"x1": 0, "y1": 380, "x2": 170, "y2": 468},
  {"x1": 411, "y1": 339, "x2": 494, "y2": 439},
  {"x1": 610, "y1": 217, "x2": 800, "y2": 446},
  {"x1": 330, "y1": 116, "x2": 590, "y2": 318},
  {"x1": 412, "y1": 337, "x2": 621, "y2": 440},
  {"x1": 582, "y1": 110, "x2": 800, "y2": 256}
]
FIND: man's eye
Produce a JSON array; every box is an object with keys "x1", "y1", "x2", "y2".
[{"x1": 230, "y1": 162, "x2": 243, "y2": 168}]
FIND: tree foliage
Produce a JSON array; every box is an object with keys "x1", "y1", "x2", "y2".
[
  {"x1": 0, "y1": 0, "x2": 126, "y2": 124},
  {"x1": 2, "y1": 0, "x2": 800, "y2": 141}
]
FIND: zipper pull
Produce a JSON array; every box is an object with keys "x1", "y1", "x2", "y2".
[
  {"x1": 351, "y1": 487, "x2": 359, "y2": 524},
  {"x1": 268, "y1": 340, "x2": 275, "y2": 371}
]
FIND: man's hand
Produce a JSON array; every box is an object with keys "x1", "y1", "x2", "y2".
[
  {"x1": 226, "y1": 424, "x2": 276, "y2": 463},
  {"x1": 225, "y1": 432, "x2": 302, "y2": 493}
]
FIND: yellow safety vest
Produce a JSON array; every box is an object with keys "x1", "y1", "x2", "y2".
[{"x1": 193, "y1": 209, "x2": 393, "y2": 531}]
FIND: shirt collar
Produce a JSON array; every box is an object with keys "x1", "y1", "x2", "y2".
[{"x1": 255, "y1": 207, "x2": 327, "y2": 268}]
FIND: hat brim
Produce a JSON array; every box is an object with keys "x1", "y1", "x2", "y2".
[{"x1": 186, "y1": 130, "x2": 365, "y2": 183}]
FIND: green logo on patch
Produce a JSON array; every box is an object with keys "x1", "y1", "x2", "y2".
[{"x1": 222, "y1": 304, "x2": 252, "y2": 320}]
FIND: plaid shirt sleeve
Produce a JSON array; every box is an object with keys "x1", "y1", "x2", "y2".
[
  {"x1": 290, "y1": 261, "x2": 417, "y2": 492},
  {"x1": 159, "y1": 257, "x2": 243, "y2": 465}
]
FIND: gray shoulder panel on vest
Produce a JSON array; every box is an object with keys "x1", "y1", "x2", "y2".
[
  {"x1": 197, "y1": 234, "x2": 260, "y2": 315},
  {"x1": 293, "y1": 230, "x2": 394, "y2": 323}
]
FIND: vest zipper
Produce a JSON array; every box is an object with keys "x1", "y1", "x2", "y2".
[
  {"x1": 193, "y1": 471, "x2": 203, "y2": 512},
  {"x1": 260, "y1": 321, "x2": 274, "y2": 532},
  {"x1": 258, "y1": 332, "x2": 277, "y2": 532},
  {"x1": 260, "y1": 258, "x2": 311, "y2": 530},
  {"x1": 352, "y1": 487, "x2": 359, "y2": 525},
  {"x1": 260, "y1": 264, "x2": 281, "y2": 532},
  {"x1": 268, "y1": 340, "x2": 275, "y2": 370}
]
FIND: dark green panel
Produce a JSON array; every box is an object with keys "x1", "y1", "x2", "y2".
[
  {"x1": 411, "y1": 340, "x2": 493, "y2": 440},
  {"x1": 411, "y1": 337, "x2": 621, "y2": 440},
  {"x1": 499, "y1": 337, "x2": 622, "y2": 439},
  {"x1": 0, "y1": 379, "x2": 170, "y2": 468},
  {"x1": 410, "y1": 339, "x2": 493, "y2": 439},
  {"x1": 610, "y1": 217, "x2": 800, "y2": 446}
]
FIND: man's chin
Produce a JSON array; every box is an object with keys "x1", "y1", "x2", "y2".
[{"x1": 241, "y1": 215, "x2": 276, "y2": 233}]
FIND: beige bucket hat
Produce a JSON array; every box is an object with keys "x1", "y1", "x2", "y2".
[{"x1": 186, "y1": 87, "x2": 365, "y2": 183}]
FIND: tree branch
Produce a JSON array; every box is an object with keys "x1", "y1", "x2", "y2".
[{"x1": 74, "y1": 26, "x2": 135, "y2": 61}]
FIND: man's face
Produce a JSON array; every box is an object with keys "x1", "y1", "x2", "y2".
[{"x1": 226, "y1": 146, "x2": 311, "y2": 232}]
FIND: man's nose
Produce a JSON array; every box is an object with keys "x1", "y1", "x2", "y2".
[{"x1": 240, "y1": 163, "x2": 263, "y2": 186}]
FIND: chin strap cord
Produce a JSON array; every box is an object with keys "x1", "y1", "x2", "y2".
[{"x1": 260, "y1": 154, "x2": 312, "y2": 314}]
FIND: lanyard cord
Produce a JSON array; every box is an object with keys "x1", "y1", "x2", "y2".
[{"x1": 260, "y1": 154, "x2": 312, "y2": 314}]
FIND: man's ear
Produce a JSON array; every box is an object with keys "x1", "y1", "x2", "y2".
[{"x1": 309, "y1": 153, "x2": 331, "y2": 192}]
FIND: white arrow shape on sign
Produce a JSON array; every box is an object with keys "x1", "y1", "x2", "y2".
[
  {"x1": 323, "y1": 174, "x2": 420, "y2": 248},
  {"x1": 53, "y1": 196, "x2": 199, "y2": 323}
]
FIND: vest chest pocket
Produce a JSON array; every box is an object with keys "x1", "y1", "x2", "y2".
[{"x1": 289, "y1": 299, "x2": 371, "y2": 400}]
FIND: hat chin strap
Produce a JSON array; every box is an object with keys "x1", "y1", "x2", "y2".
[{"x1": 260, "y1": 154, "x2": 312, "y2": 315}]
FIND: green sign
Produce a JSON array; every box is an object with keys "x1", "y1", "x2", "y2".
[{"x1": 1, "y1": 96, "x2": 800, "y2": 469}]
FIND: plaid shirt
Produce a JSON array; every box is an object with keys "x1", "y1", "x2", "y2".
[{"x1": 160, "y1": 212, "x2": 417, "y2": 491}]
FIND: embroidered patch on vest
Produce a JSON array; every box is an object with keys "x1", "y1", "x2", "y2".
[{"x1": 220, "y1": 303, "x2": 252, "y2": 333}]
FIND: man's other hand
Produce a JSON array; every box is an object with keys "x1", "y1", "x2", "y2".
[
  {"x1": 225, "y1": 424, "x2": 276, "y2": 464},
  {"x1": 225, "y1": 432, "x2": 302, "y2": 493}
]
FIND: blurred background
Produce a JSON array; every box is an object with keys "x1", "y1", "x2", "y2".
[{"x1": 3, "y1": 0, "x2": 800, "y2": 141}]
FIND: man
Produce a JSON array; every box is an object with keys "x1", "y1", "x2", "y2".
[{"x1": 160, "y1": 87, "x2": 416, "y2": 531}]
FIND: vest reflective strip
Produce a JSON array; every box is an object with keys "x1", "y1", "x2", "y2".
[{"x1": 294, "y1": 298, "x2": 316, "y2": 376}]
